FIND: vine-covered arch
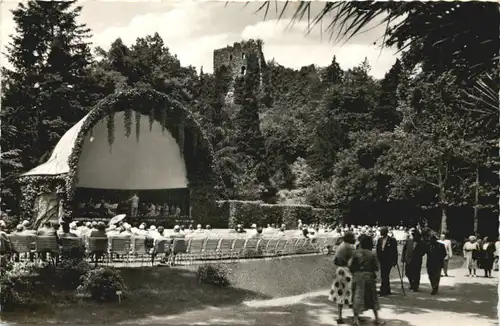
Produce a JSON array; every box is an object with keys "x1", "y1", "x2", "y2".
[{"x1": 19, "y1": 88, "x2": 222, "y2": 225}]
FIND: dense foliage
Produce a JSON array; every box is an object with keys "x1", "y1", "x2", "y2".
[{"x1": 1, "y1": 1, "x2": 498, "y2": 238}]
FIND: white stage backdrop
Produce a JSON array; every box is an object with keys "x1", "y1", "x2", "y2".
[{"x1": 76, "y1": 112, "x2": 188, "y2": 190}]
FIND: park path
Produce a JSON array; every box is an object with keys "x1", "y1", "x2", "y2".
[{"x1": 121, "y1": 269, "x2": 498, "y2": 326}]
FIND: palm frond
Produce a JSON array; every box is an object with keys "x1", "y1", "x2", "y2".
[{"x1": 462, "y1": 73, "x2": 499, "y2": 114}]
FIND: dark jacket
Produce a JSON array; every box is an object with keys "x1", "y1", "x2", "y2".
[
  {"x1": 402, "y1": 238, "x2": 426, "y2": 265},
  {"x1": 376, "y1": 236, "x2": 398, "y2": 266},
  {"x1": 426, "y1": 241, "x2": 447, "y2": 270}
]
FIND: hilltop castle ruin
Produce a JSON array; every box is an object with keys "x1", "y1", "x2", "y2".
[{"x1": 213, "y1": 40, "x2": 265, "y2": 103}]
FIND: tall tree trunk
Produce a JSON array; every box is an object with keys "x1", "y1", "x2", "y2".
[
  {"x1": 473, "y1": 166, "x2": 480, "y2": 235},
  {"x1": 440, "y1": 204, "x2": 448, "y2": 234}
]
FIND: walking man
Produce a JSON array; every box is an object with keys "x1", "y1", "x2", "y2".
[
  {"x1": 376, "y1": 226, "x2": 398, "y2": 296},
  {"x1": 427, "y1": 234, "x2": 447, "y2": 295},
  {"x1": 402, "y1": 230, "x2": 426, "y2": 291}
]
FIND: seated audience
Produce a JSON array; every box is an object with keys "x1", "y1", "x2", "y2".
[
  {"x1": 236, "y1": 224, "x2": 246, "y2": 234},
  {"x1": 70, "y1": 222, "x2": 81, "y2": 237},
  {"x1": 37, "y1": 222, "x2": 56, "y2": 236},
  {"x1": 89, "y1": 222, "x2": 107, "y2": 238},
  {"x1": 119, "y1": 224, "x2": 133, "y2": 237},
  {"x1": 171, "y1": 225, "x2": 186, "y2": 238},
  {"x1": 249, "y1": 227, "x2": 263, "y2": 239},
  {"x1": 13, "y1": 224, "x2": 27, "y2": 235},
  {"x1": 59, "y1": 222, "x2": 78, "y2": 238}
]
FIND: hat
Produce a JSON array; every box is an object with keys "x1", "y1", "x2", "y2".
[
  {"x1": 174, "y1": 225, "x2": 180, "y2": 230},
  {"x1": 150, "y1": 225, "x2": 157, "y2": 231},
  {"x1": 22, "y1": 220, "x2": 29, "y2": 226},
  {"x1": 139, "y1": 225, "x2": 145, "y2": 230},
  {"x1": 16, "y1": 224, "x2": 24, "y2": 231},
  {"x1": 469, "y1": 235, "x2": 476, "y2": 242},
  {"x1": 251, "y1": 223, "x2": 257, "y2": 228}
]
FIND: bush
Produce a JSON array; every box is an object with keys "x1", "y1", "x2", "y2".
[
  {"x1": 197, "y1": 263, "x2": 232, "y2": 287},
  {"x1": 0, "y1": 261, "x2": 45, "y2": 311},
  {"x1": 217, "y1": 200, "x2": 320, "y2": 229},
  {"x1": 261, "y1": 204, "x2": 283, "y2": 226},
  {"x1": 282, "y1": 204, "x2": 313, "y2": 229},
  {"x1": 55, "y1": 258, "x2": 91, "y2": 290},
  {"x1": 77, "y1": 267, "x2": 127, "y2": 302},
  {"x1": 226, "y1": 200, "x2": 263, "y2": 228}
]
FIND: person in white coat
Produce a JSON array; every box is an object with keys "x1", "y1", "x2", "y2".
[
  {"x1": 439, "y1": 233, "x2": 453, "y2": 277},
  {"x1": 494, "y1": 236, "x2": 500, "y2": 271}
]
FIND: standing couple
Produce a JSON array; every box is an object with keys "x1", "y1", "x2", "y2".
[
  {"x1": 401, "y1": 229, "x2": 448, "y2": 295},
  {"x1": 329, "y1": 232, "x2": 385, "y2": 325}
]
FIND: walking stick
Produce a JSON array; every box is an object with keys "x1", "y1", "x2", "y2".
[{"x1": 396, "y1": 263, "x2": 406, "y2": 296}]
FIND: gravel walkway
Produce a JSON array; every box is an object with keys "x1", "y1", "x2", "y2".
[{"x1": 122, "y1": 269, "x2": 497, "y2": 326}]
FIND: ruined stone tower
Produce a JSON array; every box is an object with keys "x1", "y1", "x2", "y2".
[{"x1": 213, "y1": 39, "x2": 265, "y2": 104}]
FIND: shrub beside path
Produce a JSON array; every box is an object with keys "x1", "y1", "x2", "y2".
[{"x1": 121, "y1": 269, "x2": 497, "y2": 326}]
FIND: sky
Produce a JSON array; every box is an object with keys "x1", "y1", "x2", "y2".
[{"x1": 0, "y1": 1, "x2": 399, "y2": 79}]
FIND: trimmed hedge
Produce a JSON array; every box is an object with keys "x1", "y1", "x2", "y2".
[{"x1": 216, "y1": 200, "x2": 335, "y2": 229}]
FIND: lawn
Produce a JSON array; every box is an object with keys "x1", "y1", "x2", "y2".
[
  {"x1": 0, "y1": 253, "x2": 465, "y2": 323},
  {"x1": 1, "y1": 266, "x2": 269, "y2": 324}
]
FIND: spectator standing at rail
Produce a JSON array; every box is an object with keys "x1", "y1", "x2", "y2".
[{"x1": 376, "y1": 226, "x2": 398, "y2": 296}]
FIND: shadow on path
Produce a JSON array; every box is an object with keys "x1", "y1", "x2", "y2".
[{"x1": 381, "y1": 280, "x2": 497, "y2": 321}]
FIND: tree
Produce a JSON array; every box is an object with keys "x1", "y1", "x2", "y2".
[
  {"x1": 232, "y1": 71, "x2": 271, "y2": 199},
  {"x1": 0, "y1": 107, "x2": 23, "y2": 213},
  {"x1": 376, "y1": 58, "x2": 403, "y2": 131},
  {"x1": 308, "y1": 59, "x2": 379, "y2": 178},
  {"x1": 383, "y1": 72, "x2": 473, "y2": 233},
  {"x1": 331, "y1": 130, "x2": 395, "y2": 224},
  {"x1": 2, "y1": 1, "x2": 95, "y2": 170},
  {"x1": 321, "y1": 55, "x2": 343, "y2": 86}
]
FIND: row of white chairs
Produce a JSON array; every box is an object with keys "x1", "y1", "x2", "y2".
[{"x1": 3, "y1": 234, "x2": 342, "y2": 266}]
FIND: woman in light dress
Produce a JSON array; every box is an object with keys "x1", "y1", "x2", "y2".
[
  {"x1": 463, "y1": 236, "x2": 479, "y2": 277},
  {"x1": 329, "y1": 232, "x2": 356, "y2": 325},
  {"x1": 439, "y1": 233, "x2": 453, "y2": 277}
]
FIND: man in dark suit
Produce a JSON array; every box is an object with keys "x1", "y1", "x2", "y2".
[
  {"x1": 402, "y1": 230, "x2": 426, "y2": 291},
  {"x1": 376, "y1": 226, "x2": 399, "y2": 296},
  {"x1": 427, "y1": 234, "x2": 447, "y2": 295}
]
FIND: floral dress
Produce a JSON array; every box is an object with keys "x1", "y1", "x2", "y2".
[{"x1": 329, "y1": 242, "x2": 354, "y2": 305}]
